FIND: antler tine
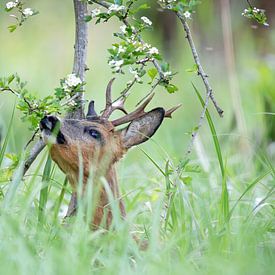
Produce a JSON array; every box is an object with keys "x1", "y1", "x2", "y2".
[
  {"x1": 86, "y1": 100, "x2": 98, "y2": 120},
  {"x1": 164, "y1": 104, "x2": 182, "y2": 118},
  {"x1": 101, "y1": 78, "x2": 127, "y2": 119},
  {"x1": 101, "y1": 78, "x2": 115, "y2": 119},
  {"x1": 111, "y1": 93, "x2": 155, "y2": 126}
]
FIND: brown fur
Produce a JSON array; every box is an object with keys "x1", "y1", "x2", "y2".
[{"x1": 41, "y1": 107, "x2": 167, "y2": 229}]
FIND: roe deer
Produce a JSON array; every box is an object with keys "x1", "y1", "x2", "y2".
[{"x1": 40, "y1": 78, "x2": 180, "y2": 228}]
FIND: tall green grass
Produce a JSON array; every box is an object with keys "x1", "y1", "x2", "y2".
[{"x1": 0, "y1": 93, "x2": 274, "y2": 275}]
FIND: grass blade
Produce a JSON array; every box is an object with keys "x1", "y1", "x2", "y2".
[
  {"x1": 192, "y1": 83, "x2": 224, "y2": 177},
  {"x1": 228, "y1": 169, "x2": 271, "y2": 219},
  {"x1": 38, "y1": 154, "x2": 52, "y2": 225},
  {"x1": 192, "y1": 84, "x2": 228, "y2": 223},
  {"x1": 53, "y1": 177, "x2": 68, "y2": 223},
  {"x1": 0, "y1": 103, "x2": 15, "y2": 167}
]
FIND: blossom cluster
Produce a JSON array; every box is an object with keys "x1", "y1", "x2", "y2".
[
  {"x1": 85, "y1": 3, "x2": 127, "y2": 23},
  {"x1": 157, "y1": 0, "x2": 199, "y2": 15},
  {"x1": 62, "y1": 74, "x2": 82, "y2": 90},
  {"x1": 6, "y1": 1, "x2": 34, "y2": 16},
  {"x1": 5, "y1": 0, "x2": 37, "y2": 32},
  {"x1": 108, "y1": 4, "x2": 125, "y2": 14},
  {"x1": 242, "y1": 6, "x2": 269, "y2": 26},
  {"x1": 54, "y1": 73, "x2": 84, "y2": 108},
  {"x1": 107, "y1": 14, "x2": 163, "y2": 75},
  {"x1": 6, "y1": 1, "x2": 18, "y2": 9}
]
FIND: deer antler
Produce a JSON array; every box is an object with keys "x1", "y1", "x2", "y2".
[
  {"x1": 86, "y1": 100, "x2": 98, "y2": 120},
  {"x1": 100, "y1": 78, "x2": 181, "y2": 126},
  {"x1": 164, "y1": 104, "x2": 182, "y2": 118},
  {"x1": 101, "y1": 78, "x2": 127, "y2": 119},
  {"x1": 111, "y1": 93, "x2": 155, "y2": 126},
  {"x1": 111, "y1": 93, "x2": 182, "y2": 126}
]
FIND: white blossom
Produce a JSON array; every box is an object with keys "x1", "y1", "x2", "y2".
[
  {"x1": 108, "y1": 4, "x2": 125, "y2": 14},
  {"x1": 184, "y1": 11, "x2": 191, "y2": 19},
  {"x1": 6, "y1": 1, "x2": 17, "y2": 9},
  {"x1": 120, "y1": 24, "x2": 127, "y2": 33},
  {"x1": 135, "y1": 42, "x2": 151, "y2": 53},
  {"x1": 68, "y1": 100, "x2": 77, "y2": 107},
  {"x1": 163, "y1": 71, "x2": 172, "y2": 78},
  {"x1": 143, "y1": 43, "x2": 151, "y2": 49},
  {"x1": 129, "y1": 67, "x2": 141, "y2": 82},
  {"x1": 91, "y1": 8, "x2": 100, "y2": 18},
  {"x1": 64, "y1": 74, "x2": 82, "y2": 88},
  {"x1": 23, "y1": 8, "x2": 34, "y2": 16},
  {"x1": 141, "y1": 16, "x2": 152, "y2": 26},
  {"x1": 148, "y1": 47, "x2": 159, "y2": 55},
  {"x1": 118, "y1": 45, "x2": 126, "y2": 53},
  {"x1": 108, "y1": 59, "x2": 124, "y2": 72}
]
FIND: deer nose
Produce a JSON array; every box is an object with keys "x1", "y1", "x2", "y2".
[{"x1": 40, "y1": 116, "x2": 59, "y2": 131}]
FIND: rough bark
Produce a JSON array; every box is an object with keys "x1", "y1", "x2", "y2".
[{"x1": 68, "y1": 0, "x2": 88, "y2": 119}]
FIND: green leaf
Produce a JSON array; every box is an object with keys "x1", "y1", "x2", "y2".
[
  {"x1": 161, "y1": 62, "x2": 170, "y2": 72},
  {"x1": 165, "y1": 84, "x2": 178, "y2": 94},
  {"x1": 186, "y1": 64, "x2": 198, "y2": 73},
  {"x1": 147, "y1": 68, "x2": 158, "y2": 82},
  {"x1": 115, "y1": 0, "x2": 123, "y2": 5},
  {"x1": 84, "y1": 15, "x2": 92, "y2": 22},
  {"x1": 7, "y1": 74, "x2": 15, "y2": 84},
  {"x1": 8, "y1": 25, "x2": 17, "y2": 33}
]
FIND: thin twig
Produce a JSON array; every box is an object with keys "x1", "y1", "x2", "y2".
[
  {"x1": 24, "y1": 129, "x2": 39, "y2": 149},
  {"x1": 112, "y1": 64, "x2": 145, "y2": 104},
  {"x1": 23, "y1": 138, "x2": 45, "y2": 175},
  {"x1": 61, "y1": 93, "x2": 79, "y2": 107},
  {"x1": 184, "y1": 90, "x2": 211, "y2": 158},
  {"x1": 135, "y1": 78, "x2": 161, "y2": 107},
  {"x1": 176, "y1": 12, "x2": 224, "y2": 117},
  {"x1": 246, "y1": 0, "x2": 253, "y2": 9},
  {"x1": 0, "y1": 87, "x2": 40, "y2": 115},
  {"x1": 0, "y1": 87, "x2": 20, "y2": 97}
]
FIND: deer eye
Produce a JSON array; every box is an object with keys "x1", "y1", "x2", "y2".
[{"x1": 88, "y1": 129, "x2": 101, "y2": 139}]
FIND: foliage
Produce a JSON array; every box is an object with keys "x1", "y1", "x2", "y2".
[
  {"x1": 0, "y1": 74, "x2": 85, "y2": 131},
  {"x1": 242, "y1": 0, "x2": 269, "y2": 26},
  {"x1": 1, "y1": 0, "x2": 269, "y2": 135},
  {"x1": 4, "y1": 0, "x2": 38, "y2": 32},
  {"x1": 0, "y1": 121, "x2": 274, "y2": 274},
  {"x1": 86, "y1": 0, "x2": 178, "y2": 94},
  {"x1": 158, "y1": 0, "x2": 201, "y2": 12}
]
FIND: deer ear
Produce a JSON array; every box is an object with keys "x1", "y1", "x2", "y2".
[{"x1": 121, "y1": 108, "x2": 165, "y2": 149}]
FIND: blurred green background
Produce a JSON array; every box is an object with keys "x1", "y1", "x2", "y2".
[
  {"x1": 0, "y1": 1, "x2": 274, "y2": 275},
  {"x1": 0, "y1": 0, "x2": 274, "y2": 165}
]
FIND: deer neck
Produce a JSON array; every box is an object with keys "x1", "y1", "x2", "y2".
[
  {"x1": 66, "y1": 163, "x2": 125, "y2": 228},
  {"x1": 89, "y1": 164, "x2": 126, "y2": 228}
]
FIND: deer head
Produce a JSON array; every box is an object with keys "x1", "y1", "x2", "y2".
[{"x1": 40, "y1": 78, "x2": 180, "y2": 227}]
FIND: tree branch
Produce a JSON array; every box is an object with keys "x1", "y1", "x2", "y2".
[
  {"x1": 185, "y1": 88, "x2": 211, "y2": 156},
  {"x1": 68, "y1": 0, "x2": 88, "y2": 119},
  {"x1": 23, "y1": 138, "x2": 45, "y2": 175},
  {"x1": 176, "y1": 12, "x2": 224, "y2": 118},
  {"x1": 22, "y1": 0, "x2": 89, "y2": 176}
]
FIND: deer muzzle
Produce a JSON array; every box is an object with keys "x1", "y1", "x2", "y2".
[{"x1": 40, "y1": 116, "x2": 66, "y2": 144}]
